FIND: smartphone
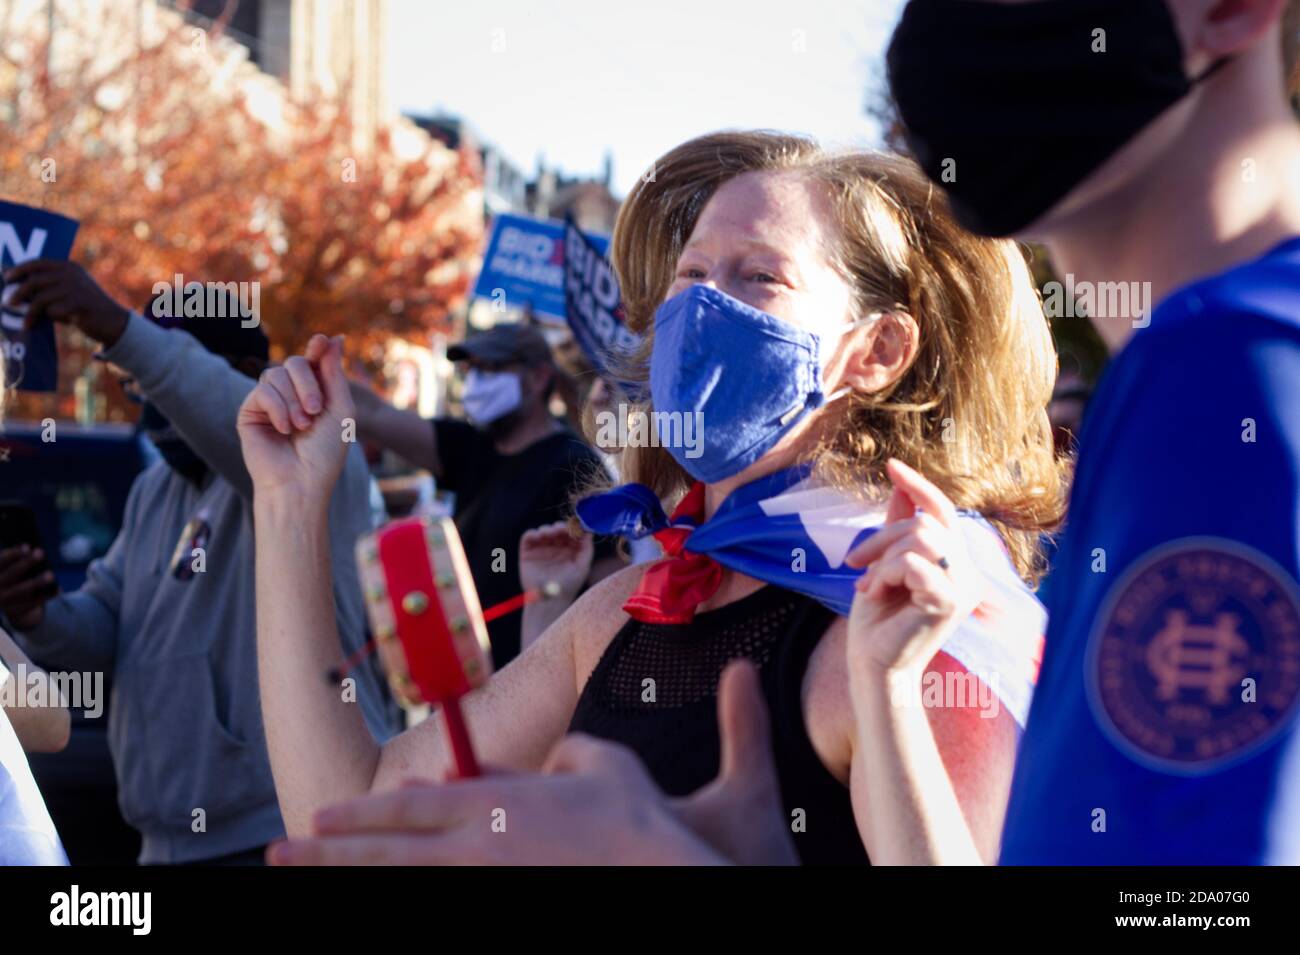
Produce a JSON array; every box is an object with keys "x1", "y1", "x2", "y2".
[{"x1": 0, "y1": 501, "x2": 58, "y2": 598}]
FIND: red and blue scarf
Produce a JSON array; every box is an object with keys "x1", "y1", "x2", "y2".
[{"x1": 577, "y1": 465, "x2": 1046, "y2": 725}]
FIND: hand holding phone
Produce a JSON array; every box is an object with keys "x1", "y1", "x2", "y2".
[{"x1": 0, "y1": 502, "x2": 58, "y2": 631}]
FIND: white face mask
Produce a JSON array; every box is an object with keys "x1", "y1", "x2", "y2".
[{"x1": 463, "y1": 368, "x2": 523, "y2": 426}]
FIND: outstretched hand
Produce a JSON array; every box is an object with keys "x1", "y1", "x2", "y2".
[
  {"x1": 665, "y1": 661, "x2": 798, "y2": 865},
  {"x1": 266, "y1": 662, "x2": 797, "y2": 866}
]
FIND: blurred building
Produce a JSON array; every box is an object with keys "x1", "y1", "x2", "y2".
[
  {"x1": 407, "y1": 112, "x2": 621, "y2": 232},
  {"x1": 180, "y1": 0, "x2": 390, "y2": 149},
  {"x1": 407, "y1": 115, "x2": 525, "y2": 216},
  {"x1": 527, "y1": 152, "x2": 620, "y2": 233}
]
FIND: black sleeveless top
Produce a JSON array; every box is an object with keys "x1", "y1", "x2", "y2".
[{"x1": 569, "y1": 585, "x2": 870, "y2": 865}]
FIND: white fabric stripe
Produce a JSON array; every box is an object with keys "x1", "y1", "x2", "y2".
[
  {"x1": 758, "y1": 480, "x2": 1044, "y2": 726},
  {"x1": 757, "y1": 481, "x2": 888, "y2": 569}
]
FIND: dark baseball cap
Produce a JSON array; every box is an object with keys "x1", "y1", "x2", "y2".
[
  {"x1": 141, "y1": 288, "x2": 269, "y2": 362},
  {"x1": 446, "y1": 323, "x2": 552, "y2": 366}
]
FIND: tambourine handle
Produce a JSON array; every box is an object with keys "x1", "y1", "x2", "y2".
[{"x1": 442, "y1": 698, "x2": 479, "y2": 779}]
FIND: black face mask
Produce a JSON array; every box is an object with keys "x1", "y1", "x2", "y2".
[
  {"x1": 140, "y1": 402, "x2": 208, "y2": 486},
  {"x1": 887, "y1": 0, "x2": 1231, "y2": 237}
]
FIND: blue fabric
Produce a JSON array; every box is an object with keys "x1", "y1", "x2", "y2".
[
  {"x1": 683, "y1": 465, "x2": 872, "y2": 616},
  {"x1": 574, "y1": 482, "x2": 681, "y2": 540},
  {"x1": 577, "y1": 464, "x2": 875, "y2": 617},
  {"x1": 578, "y1": 463, "x2": 1049, "y2": 726},
  {"x1": 649, "y1": 286, "x2": 833, "y2": 483},
  {"x1": 1001, "y1": 237, "x2": 1300, "y2": 864}
]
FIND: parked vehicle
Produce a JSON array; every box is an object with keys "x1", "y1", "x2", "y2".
[{"x1": 0, "y1": 420, "x2": 153, "y2": 865}]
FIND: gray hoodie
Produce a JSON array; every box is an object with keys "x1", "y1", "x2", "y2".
[{"x1": 17, "y1": 314, "x2": 394, "y2": 863}]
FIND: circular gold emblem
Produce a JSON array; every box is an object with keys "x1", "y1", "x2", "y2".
[{"x1": 1088, "y1": 538, "x2": 1300, "y2": 773}]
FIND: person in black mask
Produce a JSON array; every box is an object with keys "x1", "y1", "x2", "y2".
[
  {"x1": 886, "y1": 0, "x2": 1237, "y2": 239},
  {"x1": 347, "y1": 322, "x2": 622, "y2": 668},
  {"x1": 0, "y1": 259, "x2": 394, "y2": 864},
  {"x1": 129, "y1": 295, "x2": 271, "y2": 486},
  {"x1": 887, "y1": 0, "x2": 1300, "y2": 864}
]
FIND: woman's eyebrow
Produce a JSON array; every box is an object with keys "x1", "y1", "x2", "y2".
[
  {"x1": 732, "y1": 236, "x2": 801, "y2": 265},
  {"x1": 736, "y1": 241, "x2": 805, "y2": 284},
  {"x1": 679, "y1": 235, "x2": 711, "y2": 256},
  {"x1": 682, "y1": 234, "x2": 793, "y2": 262}
]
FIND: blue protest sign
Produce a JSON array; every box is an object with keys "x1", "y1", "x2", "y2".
[
  {"x1": 472, "y1": 212, "x2": 607, "y2": 321},
  {"x1": 0, "y1": 201, "x2": 80, "y2": 392},
  {"x1": 562, "y1": 216, "x2": 643, "y2": 399}
]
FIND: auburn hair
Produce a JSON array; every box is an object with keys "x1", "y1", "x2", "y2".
[{"x1": 588, "y1": 130, "x2": 1068, "y2": 583}]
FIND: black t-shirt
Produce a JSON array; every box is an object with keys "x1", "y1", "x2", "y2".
[{"x1": 434, "y1": 418, "x2": 614, "y2": 668}]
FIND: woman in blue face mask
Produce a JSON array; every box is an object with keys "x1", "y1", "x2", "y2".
[
  {"x1": 239, "y1": 130, "x2": 1067, "y2": 867},
  {"x1": 558, "y1": 133, "x2": 1066, "y2": 864}
]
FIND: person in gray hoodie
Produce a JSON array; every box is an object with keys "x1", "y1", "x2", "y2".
[{"x1": 0, "y1": 258, "x2": 393, "y2": 864}]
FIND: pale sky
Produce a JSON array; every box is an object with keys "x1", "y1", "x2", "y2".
[{"x1": 387, "y1": 0, "x2": 906, "y2": 198}]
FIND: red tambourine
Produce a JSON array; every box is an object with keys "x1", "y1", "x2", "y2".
[{"x1": 355, "y1": 516, "x2": 493, "y2": 778}]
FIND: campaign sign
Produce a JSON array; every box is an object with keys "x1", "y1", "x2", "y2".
[
  {"x1": 562, "y1": 216, "x2": 643, "y2": 399},
  {"x1": 472, "y1": 212, "x2": 607, "y2": 321},
  {"x1": 0, "y1": 201, "x2": 79, "y2": 391}
]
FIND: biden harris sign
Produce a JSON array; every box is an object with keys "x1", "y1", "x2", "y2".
[
  {"x1": 0, "y1": 201, "x2": 80, "y2": 392},
  {"x1": 472, "y1": 212, "x2": 608, "y2": 322}
]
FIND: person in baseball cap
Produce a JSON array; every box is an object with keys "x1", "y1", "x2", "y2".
[
  {"x1": 131, "y1": 288, "x2": 271, "y2": 484},
  {"x1": 445, "y1": 323, "x2": 556, "y2": 438},
  {"x1": 348, "y1": 321, "x2": 621, "y2": 668},
  {"x1": 446, "y1": 322, "x2": 552, "y2": 366}
]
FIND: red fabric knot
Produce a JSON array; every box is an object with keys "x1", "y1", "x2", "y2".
[{"x1": 621, "y1": 482, "x2": 724, "y2": 625}]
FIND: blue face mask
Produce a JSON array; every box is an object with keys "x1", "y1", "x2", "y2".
[{"x1": 650, "y1": 284, "x2": 879, "y2": 484}]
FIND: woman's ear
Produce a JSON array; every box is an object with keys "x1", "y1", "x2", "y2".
[
  {"x1": 1195, "y1": 0, "x2": 1287, "y2": 58},
  {"x1": 834, "y1": 311, "x2": 919, "y2": 396}
]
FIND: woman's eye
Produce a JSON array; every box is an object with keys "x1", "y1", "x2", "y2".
[
  {"x1": 678, "y1": 267, "x2": 706, "y2": 279},
  {"x1": 750, "y1": 272, "x2": 779, "y2": 284}
]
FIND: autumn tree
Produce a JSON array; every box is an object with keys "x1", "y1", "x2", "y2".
[{"x1": 0, "y1": 0, "x2": 483, "y2": 422}]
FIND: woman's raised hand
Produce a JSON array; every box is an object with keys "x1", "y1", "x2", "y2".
[
  {"x1": 236, "y1": 333, "x2": 357, "y2": 506},
  {"x1": 845, "y1": 458, "x2": 980, "y2": 677}
]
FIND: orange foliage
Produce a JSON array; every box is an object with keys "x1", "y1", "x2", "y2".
[{"x1": 0, "y1": 0, "x2": 483, "y2": 422}]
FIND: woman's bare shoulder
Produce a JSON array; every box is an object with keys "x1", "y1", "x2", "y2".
[{"x1": 563, "y1": 561, "x2": 647, "y2": 685}]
